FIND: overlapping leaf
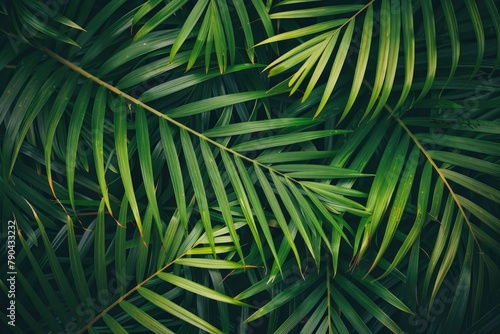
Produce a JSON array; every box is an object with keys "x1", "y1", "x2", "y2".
[{"x1": 1, "y1": 0, "x2": 499, "y2": 333}]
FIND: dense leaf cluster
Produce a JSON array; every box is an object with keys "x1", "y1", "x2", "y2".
[{"x1": 1, "y1": 0, "x2": 499, "y2": 333}]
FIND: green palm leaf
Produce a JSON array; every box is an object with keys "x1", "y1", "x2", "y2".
[{"x1": 1, "y1": 1, "x2": 499, "y2": 333}]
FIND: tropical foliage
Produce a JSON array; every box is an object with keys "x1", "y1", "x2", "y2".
[{"x1": 1, "y1": 0, "x2": 499, "y2": 333}]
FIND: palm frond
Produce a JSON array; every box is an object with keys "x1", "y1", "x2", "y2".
[
  {"x1": 1, "y1": 1, "x2": 499, "y2": 333},
  {"x1": 259, "y1": 0, "x2": 500, "y2": 119}
]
